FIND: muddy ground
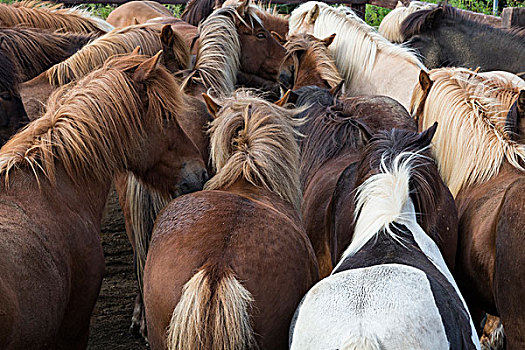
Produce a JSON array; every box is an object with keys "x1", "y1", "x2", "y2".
[{"x1": 88, "y1": 187, "x2": 148, "y2": 350}]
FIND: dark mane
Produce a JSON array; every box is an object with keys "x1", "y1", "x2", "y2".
[
  {"x1": 356, "y1": 128, "x2": 440, "y2": 231},
  {"x1": 505, "y1": 91, "x2": 525, "y2": 142},
  {"x1": 401, "y1": 4, "x2": 524, "y2": 41},
  {"x1": 0, "y1": 49, "x2": 19, "y2": 93},
  {"x1": 0, "y1": 27, "x2": 95, "y2": 81},
  {"x1": 181, "y1": 0, "x2": 223, "y2": 26}
]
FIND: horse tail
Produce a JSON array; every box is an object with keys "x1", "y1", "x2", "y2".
[
  {"x1": 341, "y1": 328, "x2": 382, "y2": 350},
  {"x1": 167, "y1": 266, "x2": 257, "y2": 350}
]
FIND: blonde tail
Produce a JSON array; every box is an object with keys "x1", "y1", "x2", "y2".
[{"x1": 167, "y1": 267, "x2": 257, "y2": 350}]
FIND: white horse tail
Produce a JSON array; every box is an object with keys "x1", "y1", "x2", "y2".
[
  {"x1": 341, "y1": 328, "x2": 382, "y2": 350},
  {"x1": 166, "y1": 266, "x2": 257, "y2": 350}
]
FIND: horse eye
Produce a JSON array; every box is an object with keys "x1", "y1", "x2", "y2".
[
  {"x1": 256, "y1": 32, "x2": 266, "y2": 39},
  {"x1": 0, "y1": 92, "x2": 11, "y2": 101}
]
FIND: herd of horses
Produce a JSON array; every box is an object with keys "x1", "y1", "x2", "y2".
[{"x1": 0, "y1": 0, "x2": 523, "y2": 349}]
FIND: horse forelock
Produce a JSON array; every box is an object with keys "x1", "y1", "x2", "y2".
[
  {"x1": 204, "y1": 90, "x2": 303, "y2": 209},
  {"x1": 46, "y1": 24, "x2": 174, "y2": 87},
  {"x1": 284, "y1": 34, "x2": 342, "y2": 89},
  {"x1": 412, "y1": 68, "x2": 525, "y2": 196},
  {"x1": 0, "y1": 53, "x2": 185, "y2": 187},
  {"x1": 290, "y1": 2, "x2": 425, "y2": 85},
  {"x1": 0, "y1": 1, "x2": 113, "y2": 33}
]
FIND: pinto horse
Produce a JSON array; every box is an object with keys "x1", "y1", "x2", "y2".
[
  {"x1": 288, "y1": 1, "x2": 426, "y2": 110},
  {"x1": 290, "y1": 126, "x2": 481, "y2": 349},
  {"x1": 0, "y1": 52, "x2": 206, "y2": 348},
  {"x1": 0, "y1": 50, "x2": 28, "y2": 146},
  {"x1": 400, "y1": 5, "x2": 525, "y2": 73},
  {"x1": 143, "y1": 91, "x2": 318, "y2": 350},
  {"x1": 412, "y1": 67, "x2": 525, "y2": 349},
  {"x1": 0, "y1": 0, "x2": 113, "y2": 34}
]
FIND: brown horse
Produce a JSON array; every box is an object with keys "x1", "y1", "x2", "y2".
[
  {"x1": 0, "y1": 52, "x2": 206, "y2": 348},
  {"x1": 0, "y1": 27, "x2": 95, "y2": 82},
  {"x1": 143, "y1": 91, "x2": 319, "y2": 350},
  {"x1": 412, "y1": 67, "x2": 525, "y2": 349},
  {"x1": 20, "y1": 23, "x2": 190, "y2": 120},
  {"x1": 106, "y1": 0, "x2": 173, "y2": 28},
  {"x1": 0, "y1": 49, "x2": 29, "y2": 146},
  {"x1": 0, "y1": 0, "x2": 113, "y2": 34}
]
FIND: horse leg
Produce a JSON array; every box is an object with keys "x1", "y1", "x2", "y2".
[{"x1": 493, "y1": 181, "x2": 525, "y2": 350}]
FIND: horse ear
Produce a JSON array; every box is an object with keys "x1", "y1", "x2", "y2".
[
  {"x1": 133, "y1": 51, "x2": 162, "y2": 82},
  {"x1": 417, "y1": 121, "x2": 438, "y2": 148},
  {"x1": 271, "y1": 31, "x2": 286, "y2": 45},
  {"x1": 132, "y1": 17, "x2": 140, "y2": 25},
  {"x1": 131, "y1": 46, "x2": 141, "y2": 55},
  {"x1": 329, "y1": 80, "x2": 345, "y2": 98},
  {"x1": 160, "y1": 25, "x2": 174, "y2": 46},
  {"x1": 275, "y1": 90, "x2": 292, "y2": 107},
  {"x1": 237, "y1": 0, "x2": 250, "y2": 17},
  {"x1": 321, "y1": 33, "x2": 336, "y2": 47},
  {"x1": 202, "y1": 93, "x2": 222, "y2": 118},
  {"x1": 307, "y1": 4, "x2": 320, "y2": 24},
  {"x1": 396, "y1": 1, "x2": 405, "y2": 8},
  {"x1": 422, "y1": 7, "x2": 443, "y2": 31},
  {"x1": 419, "y1": 70, "x2": 432, "y2": 93}
]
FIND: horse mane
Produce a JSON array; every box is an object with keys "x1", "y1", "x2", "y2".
[
  {"x1": 401, "y1": 4, "x2": 521, "y2": 41},
  {"x1": 204, "y1": 90, "x2": 302, "y2": 208},
  {"x1": 0, "y1": 1, "x2": 113, "y2": 34},
  {"x1": 298, "y1": 102, "x2": 368, "y2": 187},
  {"x1": 0, "y1": 27, "x2": 95, "y2": 81},
  {"x1": 181, "y1": 6, "x2": 242, "y2": 97},
  {"x1": 411, "y1": 68, "x2": 525, "y2": 196},
  {"x1": 343, "y1": 129, "x2": 437, "y2": 258},
  {"x1": 181, "y1": 0, "x2": 222, "y2": 26},
  {"x1": 378, "y1": 1, "x2": 435, "y2": 43},
  {"x1": 0, "y1": 48, "x2": 19, "y2": 93},
  {"x1": 46, "y1": 24, "x2": 188, "y2": 87},
  {"x1": 0, "y1": 53, "x2": 185, "y2": 186},
  {"x1": 289, "y1": 2, "x2": 425, "y2": 85},
  {"x1": 284, "y1": 34, "x2": 343, "y2": 89}
]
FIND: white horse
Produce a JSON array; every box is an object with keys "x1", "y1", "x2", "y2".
[
  {"x1": 288, "y1": 1, "x2": 426, "y2": 111},
  {"x1": 289, "y1": 126, "x2": 481, "y2": 350}
]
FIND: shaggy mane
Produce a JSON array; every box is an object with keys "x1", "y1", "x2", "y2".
[
  {"x1": 411, "y1": 68, "x2": 525, "y2": 196},
  {"x1": 289, "y1": 2, "x2": 425, "y2": 85},
  {"x1": 284, "y1": 33, "x2": 342, "y2": 89},
  {"x1": 181, "y1": 0, "x2": 221, "y2": 26},
  {"x1": 0, "y1": 53, "x2": 185, "y2": 186},
  {"x1": 0, "y1": 27, "x2": 95, "y2": 81},
  {"x1": 378, "y1": 1, "x2": 435, "y2": 43},
  {"x1": 204, "y1": 90, "x2": 302, "y2": 208},
  {"x1": 46, "y1": 23, "x2": 189, "y2": 87},
  {"x1": 0, "y1": 1, "x2": 113, "y2": 34}
]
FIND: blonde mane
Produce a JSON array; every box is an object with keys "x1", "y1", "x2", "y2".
[
  {"x1": 0, "y1": 1, "x2": 113, "y2": 34},
  {"x1": 289, "y1": 2, "x2": 425, "y2": 85},
  {"x1": 181, "y1": 6, "x2": 242, "y2": 97},
  {"x1": 411, "y1": 68, "x2": 525, "y2": 197},
  {"x1": 0, "y1": 53, "x2": 185, "y2": 186},
  {"x1": 284, "y1": 33, "x2": 343, "y2": 89},
  {"x1": 204, "y1": 91, "x2": 302, "y2": 208},
  {"x1": 378, "y1": 1, "x2": 436, "y2": 43},
  {"x1": 46, "y1": 23, "x2": 189, "y2": 87}
]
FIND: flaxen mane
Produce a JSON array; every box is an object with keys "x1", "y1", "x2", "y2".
[
  {"x1": 0, "y1": 53, "x2": 185, "y2": 186},
  {"x1": 204, "y1": 91, "x2": 302, "y2": 208},
  {"x1": 289, "y1": 2, "x2": 425, "y2": 85},
  {"x1": 378, "y1": 1, "x2": 435, "y2": 43},
  {"x1": 181, "y1": 6, "x2": 241, "y2": 96},
  {"x1": 0, "y1": 27, "x2": 95, "y2": 81},
  {"x1": 0, "y1": 1, "x2": 113, "y2": 34},
  {"x1": 46, "y1": 23, "x2": 189, "y2": 86},
  {"x1": 284, "y1": 34, "x2": 342, "y2": 89},
  {"x1": 411, "y1": 68, "x2": 525, "y2": 197}
]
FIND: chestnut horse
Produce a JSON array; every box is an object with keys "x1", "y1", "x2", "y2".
[
  {"x1": 290, "y1": 126, "x2": 480, "y2": 349},
  {"x1": 143, "y1": 91, "x2": 318, "y2": 350},
  {"x1": 288, "y1": 1, "x2": 426, "y2": 110},
  {"x1": 412, "y1": 67, "x2": 525, "y2": 349},
  {"x1": 0, "y1": 49, "x2": 29, "y2": 146},
  {"x1": 0, "y1": 0, "x2": 113, "y2": 34},
  {"x1": 106, "y1": 0, "x2": 173, "y2": 28},
  {"x1": 0, "y1": 52, "x2": 206, "y2": 348}
]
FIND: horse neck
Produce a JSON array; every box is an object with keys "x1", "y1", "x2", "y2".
[{"x1": 19, "y1": 72, "x2": 55, "y2": 120}]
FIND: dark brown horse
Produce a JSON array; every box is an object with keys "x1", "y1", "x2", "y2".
[
  {"x1": 0, "y1": 27, "x2": 95, "y2": 82},
  {"x1": 412, "y1": 68, "x2": 525, "y2": 349},
  {"x1": 0, "y1": 49, "x2": 28, "y2": 146},
  {"x1": 0, "y1": 52, "x2": 206, "y2": 348},
  {"x1": 143, "y1": 91, "x2": 318, "y2": 350}
]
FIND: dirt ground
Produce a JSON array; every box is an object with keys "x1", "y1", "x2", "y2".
[{"x1": 88, "y1": 187, "x2": 148, "y2": 350}]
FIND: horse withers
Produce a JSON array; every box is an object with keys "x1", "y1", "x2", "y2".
[
  {"x1": 290, "y1": 125, "x2": 480, "y2": 349},
  {"x1": 143, "y1": 91, "x2": 318, "y2": 350}
]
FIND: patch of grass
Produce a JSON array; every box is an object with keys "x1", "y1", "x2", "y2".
[{"x1": 80, "y1": 4, "x2": 115, "y2": 20}]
